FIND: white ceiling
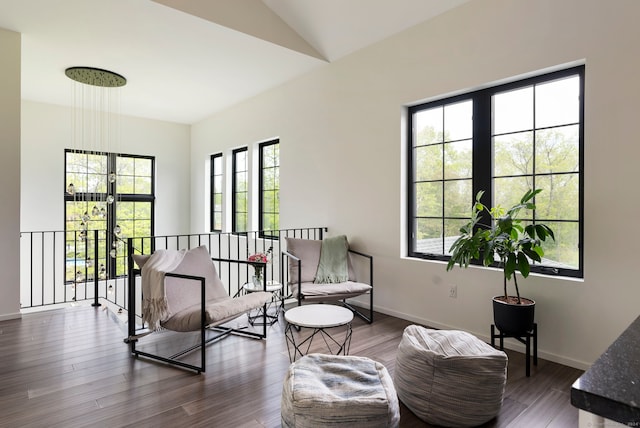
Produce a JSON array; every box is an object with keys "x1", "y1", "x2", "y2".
[{"x1": 0, "y1": 0, "x2": 469, "y2": 124}]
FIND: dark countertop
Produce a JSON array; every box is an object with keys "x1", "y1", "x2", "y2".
[{"x1": 571, "y1": 315, "x2": 640, "y2": 425}]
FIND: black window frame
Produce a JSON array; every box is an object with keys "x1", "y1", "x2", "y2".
[
  {"x1": 210, "y1": 153, "x2": 223, "y2": 232},
  {"x1": 407, "y1": 65, "x2": 584, "y2": 278},
  {"x1": 258, "y1": 139, "x2": 280, "y2": 239},
  {"x1": 64, "y1": 149, "x2": 155, "y2": 281},
  {"x1": 231, "y1": 147, "x2": 248, "y2": 234}
]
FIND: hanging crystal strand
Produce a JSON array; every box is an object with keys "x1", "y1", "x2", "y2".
[
  {"x1": 79, "y1": 217, "x2": 87, "y2": 241},
  {"x1": 80, "y1": 81, "x2": 89, "y2": 252},
  {"x1": 99, "y1": 263, "x2": 107, "y2": 280},
  {"x1": 67, "y1": 78, "x2": 78, "y2": 199},
  {"x1": 110, "y1": 239, "x2": 117, "y2": 259},
  {"x1": 92, "y1": 83, "x2": 99, "y2": 218},
  {"x1": 69, "y1": 82, "x2": 80, "y2": 286},
  {"x1": 81, "y1": 206, "x2": 89, "y2": 245},
  {"x1": 112, "y1": 88, "x2": 123, "y2": 253},
  {"x1": 67, "y1": 68, "x2": 126, "y2": 284}
]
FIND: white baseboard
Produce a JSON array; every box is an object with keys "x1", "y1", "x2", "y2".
[
  {"x1": 285, "y1": 297, "x2": 591, "y2": 371},
  {"x1": 0, "y1": 312, "x2": 22, "y2": 322},
  {"x1": 372, "y1": 303, "x2": 591, "y2": 371}
]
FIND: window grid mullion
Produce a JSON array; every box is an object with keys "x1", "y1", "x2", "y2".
[
  {"x1": 441, "y1": 108, "x2": 446, "y2": 254},
  {"x1": 532, "y1": 83, "x2": 538, "y2": 225}
]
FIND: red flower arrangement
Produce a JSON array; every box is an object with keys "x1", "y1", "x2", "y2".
[
  {"x1": 248, "y1": 247, "x2": 272, "y2": 286},
  {"x1": 247, "y1": 253, "x2": 269, "y2": 264}
]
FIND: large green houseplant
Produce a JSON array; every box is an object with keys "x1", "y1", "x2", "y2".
[{"x1": 446, "y1": 189, "x2": 555, "y2": 335}]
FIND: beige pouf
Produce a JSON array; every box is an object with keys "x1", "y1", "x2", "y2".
[
  {"x1": 281, "y1": 353, "x2": 400, "y2": 428},
  {"x1": 395, "y1": 325, "x2": 508, "y2": 427}
]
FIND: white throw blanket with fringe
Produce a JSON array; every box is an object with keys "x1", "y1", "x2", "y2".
[{"x1": 141, "y1": 249, "x2": 186, "y2": 330}]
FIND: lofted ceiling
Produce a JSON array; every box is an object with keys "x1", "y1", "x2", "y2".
[{"x1": 0, "y1": 0, "x2": 469, "y2": 124}]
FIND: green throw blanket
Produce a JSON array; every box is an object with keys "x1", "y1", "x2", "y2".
[{"x1": 314, "y1": 235, "x2": 349, "y2": 284}]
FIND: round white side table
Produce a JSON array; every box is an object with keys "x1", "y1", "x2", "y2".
[
  {"x1": 243, "y1": 280, "x2": 283, "y2": 326},
  {"x1": 284, "y1": 304, "x2": 354, "y2": 362}
]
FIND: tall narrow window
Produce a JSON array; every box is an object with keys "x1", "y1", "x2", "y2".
[
  {"x1": 210, "y1": 153, "x2": 223, "y2": 232},
  {"x1": 64, "y1": 150, "x2": 154, "y2": 282},
  {"x1": 232, "y1": 147, "x2": 248, "y2": 234},
  {"x1": 259, "y1": 140, "x2": 280, "y2": 236},
  {"x1": 408, "y1": 66, "x2": 584, "y2": 278}
]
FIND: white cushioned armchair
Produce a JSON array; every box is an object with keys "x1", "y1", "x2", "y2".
[
  {"x1": 282, "y1": 237, "x2": 373, "y2": 323},
  {"x1": 126, "y1": 245, "x2": 272, "y2": 373}
]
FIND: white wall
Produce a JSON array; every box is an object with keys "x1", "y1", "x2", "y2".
[
  {"x1": 190, "y1": 0, "x2": 640, "y2": 368},
  {"x1": 21, "y1": 101, "x2": 192, "y2": 236},
  {"x1": 17, "y1": 101, "x2": 191, "y2": 313},
  {"x1": 0, "y1": 28, "x2": 21, "y2": 320}
]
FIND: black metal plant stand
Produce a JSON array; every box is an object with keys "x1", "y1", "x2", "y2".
[{"x1": 491, "y1": 323, "x2": 537, "y2": 377}]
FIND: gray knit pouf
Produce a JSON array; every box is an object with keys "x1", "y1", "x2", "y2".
[
  {"x1": 281, "y1": 353, "x2": 400, "y2": 428},
  {"x1": 395, "y1": 325, "x2": 508, "y2": 427}
]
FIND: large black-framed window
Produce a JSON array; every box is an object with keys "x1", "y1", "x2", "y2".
[
  {"x1": 408, "y1": 66, "x2": 584, "y2": 278},
  {"x1": 259, "y1": 140, "x2": 280, "y2": 237},
  {"x1": 210, "y1": 153, "x2": 223, "y2": 232},
  {"x1": 64, "y1": 150, "x2": 155, "y2": 282},
  {"x1": 232, "y1": 147, "x2": 248, "y2": 234}
]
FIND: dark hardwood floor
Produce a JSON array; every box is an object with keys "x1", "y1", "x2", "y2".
[{"x1": 0, "y1": 304, "x2": 583, "y2": 427}]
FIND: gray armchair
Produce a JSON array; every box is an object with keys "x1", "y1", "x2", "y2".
[
  {"x1": 127, "y1": 245, "x2": 272, "y2": 373},
  {"x1": 281, "y1": 237, "x2": 373, "y2": 323}
]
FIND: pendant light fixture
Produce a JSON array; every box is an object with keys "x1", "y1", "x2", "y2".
[{"x1": 66, "y1": 66, "x2": 127, "y2": 281}]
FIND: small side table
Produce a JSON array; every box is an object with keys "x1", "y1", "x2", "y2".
[
  {"x1": 491, "y1": 323, "x2": 537, "y2": 377},
  {"x1": 243, "y1": 280, "x2": 283, "y2": 326},
  {"x1": 284, "y1": 304, "x2": 353, "y2": 362}
]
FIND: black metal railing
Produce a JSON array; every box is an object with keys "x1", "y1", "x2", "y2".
[
  {"x1": 19, "y1": 227, "x2": 325, "y2": 313},
  {"x1": 19, "y1": 229, "x2": 115, "y2": 310}
]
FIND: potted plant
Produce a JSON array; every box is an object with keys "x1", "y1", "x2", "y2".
[{"x1": 446, "y1": 189, "x2": 555, "y2": 336}]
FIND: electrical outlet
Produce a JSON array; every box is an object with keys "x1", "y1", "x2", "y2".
[{"x1": 449, "y1": 285, "x2": 457, "y2": 298}]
